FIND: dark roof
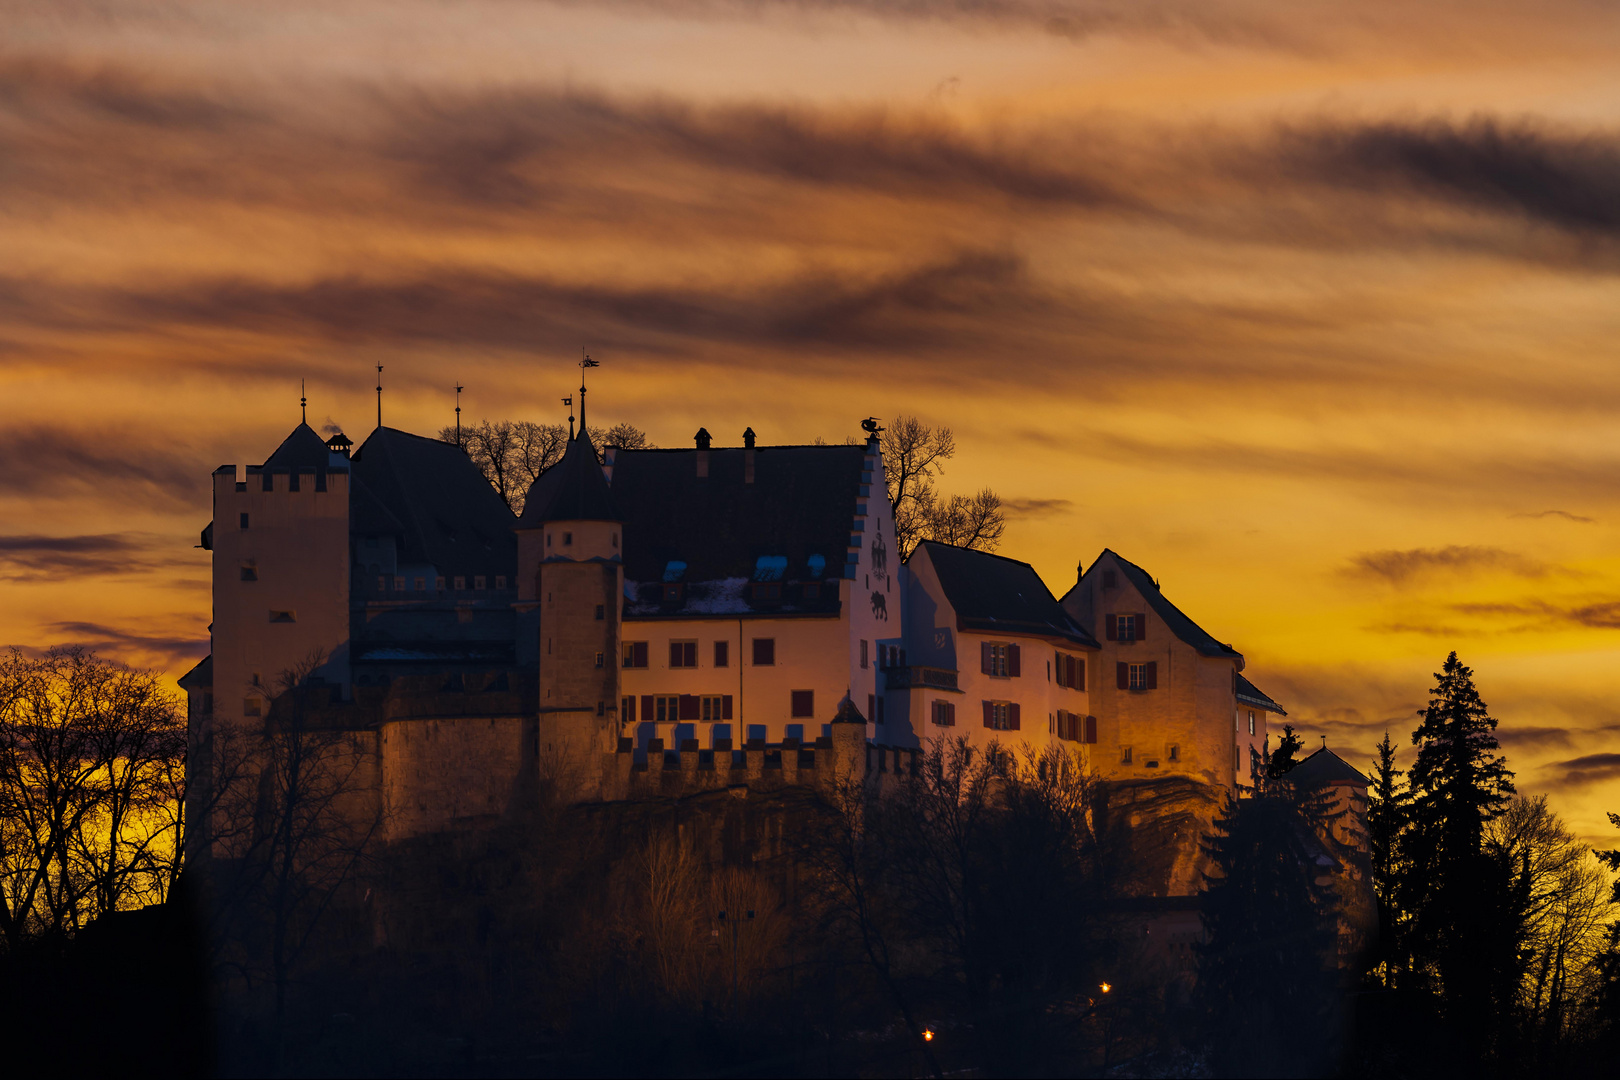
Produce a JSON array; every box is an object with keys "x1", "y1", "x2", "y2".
[
  {"x1": 1087, "y1": 550, "x2": 1242, "y2": 659},
  {"x1": 1289, "y1": 747, "x2": 1368, "y2": 788},
  {"x1": 262, "y1": 423, "x2": 335, "y2": 470},
  {"x1": 1236, "y1": 674, "x2": 1286, "y2": 716},
  {"x1": 177, "y1": 654, "x2": 212, "y2": 690},
  {"x1": 920, "y1": 541, "x2": 1098, "y2": 647},
  {"x1": 516, "y1": 428, "x2": 619, "y2": 526},
  {"x1": 608, "y1": 444, "x2": 867, "y2": 587},
  {"x1": 350, "y1": 427, "x2": 516, "y2": 578}
]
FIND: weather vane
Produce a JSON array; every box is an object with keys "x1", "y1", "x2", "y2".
[
  {"x1": 376, "y1": 363, "x2": 384, "y2": 429},
  {"x1": 454, "y1": 382, "x2": 464, "y2": 447},
  {"x1": 301, "y1": 379, "x2": 307, "y2": 425},
  {"x1": 563, "y1": 395, "x2": 574, "y2": 440},
  {"x1": 578, "y1": 351, "x2": 599, "y2": 433}
]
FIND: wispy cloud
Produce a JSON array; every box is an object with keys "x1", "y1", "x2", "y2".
[
  {"x1": 35, "y1": 620, "x2": 208, "y2": 670},
  {"x1": 1344, "y1": 545, "x2": 1551, "y2": 585},
  {"x1": 0, "y1": 533, "x2": 194, "y2": 580},
  {"x1": 1511, "y1": 509, "x2": 1596, "y2": 523},
  {"x1": 1002, "y1": 497, "x2": 1075, "y2": 518},
  {"x1": 1542, "y1": 752, "x2": 1620, "y2": 790}
]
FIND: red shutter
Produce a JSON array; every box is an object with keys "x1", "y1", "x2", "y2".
[
  {"x1": 1085, "y1": 715, "x2": 1097, "y2": 743},
  {"x1": 1105, "y1": 614, "x2": 1117, "y2": 640},
  {"x1": 1077, "y1": 657, "x2": 1086, "y2": 691},
  {"x1": 722, "y1": 695, "x2": 733, "y2": 720},
  {"x1": 1146, "y1": 661, "x2": 1158, "y2": 690},
  {"x1": 624, "y1": 696, "x2": 636, "y2": 723},
  {"x1": 641, "y1": 695, "x2": 653, "y2": 723},
  {"x1": 982, "y1": 701, "x2": 994, "y2": 728},
  {"x1": 1054, "y1": 650, "x2": 1064, "y2": 687},
  {"x1": 1116, "y1": 662, "x2": 1129, "y2": 690},
  {"x1": 869, "y1": 694, "x2": 876, "y2": 723},
  {"x1": 679, "y1": 694, "x2": 699, "y2": 720},
  {"x1": 981, "y1": 641, "x2": 992, "y2": 674},
  {"x1": 635, "y1": 642, "x2": 648, "y2": 667},
  {"x1": 1009, "y1": 703, "x2": 1021, "y2": 730},
  {"x1": 1137, "y1": 613, "x2": 1147, "y2": 642},
  {"x1": 1008, "y1": 643, "x2": 1021, "y2": 677}
]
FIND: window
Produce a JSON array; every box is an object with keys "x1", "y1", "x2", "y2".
[
  {"x1": 653, "y1": 695, "x2": 680, "y2": 723},
  {"x1": 238, "y1": 512, "x2": 250, "y2": 530},
  {"x1": 803, "y1": 582, "x2": 820, "y2": 599},
  {"x1": 594, "y1": 651, "x2": 605, "y2": 669},
  {"x1": 868, "y1": 693, "x2": 875, "y2": 723},
  {"x1": 700, "y1": 695, "x2": 727, "y2": 721},
  {"x1": 752, "y1": 638, "x2": 775, "y2": 666},
  {"x1": 495, "y1": 575, "x2": 507, "y2": 589},
  {"x1": 932, "y1": 700, "x2": 955, "y2": 727},
  {"x1": 752, "y1": 582, "x2": 781, "y2": 601},
  {"x1": 1055, "y1": 652, "x2": 1084, "y2": 690},
  {"x1": 982, "y1": 701, "x2": 1019, "y2": 731},
  {"x1": 669, "y1": 641, "x2": 697, "y2": 668},
  {"x1": 662, "y1": 583, "x2": 682, "y2": 602},
  {"x1": 474, "y1": 575, "x2": 486, "y2": 590},
  {"x1": 713, "y1": 641, "x2": 729, "y2": 668},
  {"x1": 988, "y1": 644, "x2": 1008, "y2": 676},
  {"x1": 563, "y1": 531, "x2": 573, "y2": 545},
  {"x1": 378, "y1": 576, "x2": 388, "y2": 592},
  {"x1": 791, "y1": 690, "x2": 815, "y2": 718},
  {"x1": 1117, "y1": 661, "x2": 1158, "y2": 691},
  {"x1": 414, "y1": 577, "x2": 426, "y2": 591},
  {"x1": 1248, "y1": 711, "x2": 1256, "y2": 736},
  {"x1": 269, "y1": 610, "x2": 296, "y2": 623},
  {"x1": 1121, "y1": 745, "x2": 1133, "y2": 765},
  {"x1": 612, "y1": 531, "x2": 619, "y2": 548},
  {"x1": 622, "y1": 695, "x2": 636, "y2": 723},
  {"x1": 240, "y1": 564, "x2": 257, "y2": 581},
  {"x1": 860, "y1": 640, "x2": 869, "y2": 669},
  {"x1": 1129, "y1": 663, "x2": 1149, "y2": 690},
  {"x1": 454, "y1": 575, "x2": 466, "y2": 590},
  {"x1": 436, "y1": 576, "x2": 445, "y2": 590},
  {"x1": 394, "y1": 576, "x2": 406, "y2": 591},
  {"x1": 623, "y1": 642, "x2": 648, "y2": 668},
  {"x1": 546, "y1": 533, "x2": 551, "y2": 547},
  {"x1": 596, "y1": 700, "x2": 605, "y2": 716},
  {"x1": 981, "y1": 642, "x2": 1021, "y2": 677},
  {"x1": 244, "y1": 697, "x2": 262, "y2": 717},
  {"x1": 1107, "y1": 613, "x2": 1145, "y2": 642},
  {"x1": 595, "y1": 604, "x2": 605, "y2": 620},
  {"x1": 1168, "y1": 744, "x2": 1180, "y2": 762}
]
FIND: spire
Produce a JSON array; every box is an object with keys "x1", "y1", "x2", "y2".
[
  {"x1": 563, "y1": 395, "x2": 574, "y2": 440},
  {"x1": 375, "y1": 363, "x2": 383, "y2": 430},
  {"x1": 578, "y1": 352, "x2": 599, "y2": 438},
  {"x1": 515, "y1": 422, "x2": 619, "y2": 527},
  {"x1": 301, "y1": 379, "x2": 307, "y2": 424},
  {"x1": 454, "y1": 382, "x2": 464, "y2": 447}
]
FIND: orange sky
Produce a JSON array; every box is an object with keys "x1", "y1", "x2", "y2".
[{"x1": 2, "y1": 0, "x2": 1618, "y2": 842}]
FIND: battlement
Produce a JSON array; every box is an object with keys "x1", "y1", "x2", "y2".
[{"x1": 214, "y1": 464, "x2": 351, "y2": 496}]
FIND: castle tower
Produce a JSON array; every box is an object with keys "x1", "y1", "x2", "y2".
[{"x1": 514, "y1": 425, "x2": 623, "y2": 799}]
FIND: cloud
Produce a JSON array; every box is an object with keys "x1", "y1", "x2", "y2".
[
  {"x1": 1002, "y1": 497, "x2": 1075, "y2": 518},
  {"x1": 1362, "y1": 621, "x2": 1475, "y2": 638},
  {"x1": 1345, "y1": 545, "x2": 1550, "y2": 584},
  {"x1": 1492, "y1": 724, "x2": 1575, "y2": 751},
  {"x1": 0, "y1": 533, "x2": 193, "y2": 580},
  {"x1": 1511, "y1": 509, "x2": 1596, "y2": 523},
  {"x1": 1543, "y1": 752, "x2": 1620, "y2": 790},
  {"x1": 39, "y1": 620, "x2": 208, "y2": 669},
  {"x1": 1451, "y1": 598, "x2": 1620, "y2": 630},
  {"x1": 0, "y1": 426, "x2": 206, "y2": 510}
]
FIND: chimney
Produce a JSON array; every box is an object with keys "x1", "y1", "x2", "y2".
[
  {"x1": 743, "y1": 427, "x2": 756, "y2": 484},
  {"x1": 695, "y1": 428, "x2": 711, "y2": 478},
  {"x1": 326, "y1": 432, "x2": 353, "y2": 459}
]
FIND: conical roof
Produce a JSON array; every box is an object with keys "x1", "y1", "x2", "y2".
[
  {"x1": 516, "y1": 427, "x2": 620, "y2": 527},
  {"x1": 262, "y1": 422, "x2": 334, "y2": 470}
]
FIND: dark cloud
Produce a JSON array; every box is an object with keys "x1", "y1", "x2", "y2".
[
  {"x1": 1002, "y1": 497, "x2": 1075, "y2": 518},
  {"x1": 0, "y1": 533, "x2": 195, "y2": 580},
  {"x1": 1511, "y1": 509, "x2": 1596, "y2": 523},
  {"x1": 1492, "y1": 725, "x2": 1575, "y2": 752},
  {"x1": 1451, "y1": 598, "x2": 1620, "y2": 630},
  {"x1": 1345, "y1": 545, "x2": 1550, "y2": 584},
  {"x1": 1543, "y1": 752, "x2": 1620, "y2": 790},
  {"x1": 1362, "y1": 621, "x2": 1475, "y2": 638},
  {"x1": 40, "y1": 620, "x2": 208, "y2": 668},
  {"x1": 0, "y1": 425, "x2": 206, "y2": 510}
]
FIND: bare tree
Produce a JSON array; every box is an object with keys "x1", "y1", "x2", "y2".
[
  {"x1": 442, "y1": 419, "x2": 651, "y2": 515},
  {"x1": 0, "y1": 647, "x2": 185, "y2": 949},
  {"x1": 880, "y1": 415, "x2": 1005, "y2": 559}
]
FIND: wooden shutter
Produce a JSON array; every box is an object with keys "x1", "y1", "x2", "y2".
[
  {"x1": 1137, "y1": 613, "x2": 1147, "y2": 641},
  {"x1": 1085, "y1": 715, "x2": 1097, "y2": 743},
  {"x1": 1146, "y1": 661, "x2": 1158, "y2": 689},
  {"x1": 868, "y1": 694, "x2": 876, "y2": 723},
  {"x1": 944, "y1": 702, "x2": 955, "y2": 727},
  {"x1": 982, "y1": 701, "x2": 994, "y2": 728},
  {"x1": 624, "y1": 696, "x2": 636, "y2": 723},
  {"x1": 981, "y1": 641, "x2": 992, "y2": 674},
  {"x1": 1009, "y1": 703, "x2": 1021, "y2": 730},
  {"x1": 1054, "y1": 650, "x2": 1064, "y2": 687},
  {"x1": 1008, "y1": 643, "x2": 1021, "y2": 677},
  {"x1": 679, "y1": 694, "x2": 699, "y2": 720},
  {"x1": 1117, "y1": 662, "x2": 1129, "y2": 690},
  {"x1": 1106, "y1": 614, "x2": 1117, "y2": 640},
  {"x1": 1076, "y1": 656, "x2": 1086, "y2": 691},
  {"x1": 722, "y1": 695, "x2": 733, "y2": 720},
  {"x1": 641, "y1": 695, "x2": 653, "y2": 724}
]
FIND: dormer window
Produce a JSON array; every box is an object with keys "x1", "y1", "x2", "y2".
[
  {"x1": 474, "y1": 575, "x2": 486, "y2": 590},
  {"x1": 662, "y1": 583, "x2": 683, "y2": 603},
  {"x1": 752, "y1": 582, "x2": 781, "y2": 602},
  {"x1": 495, "y1": 575, "x2": 507, "y2": 589},
  {"x1": 546, "y1": 533, "x2": 552, "y2": 547},
  {"x1": 802, "y1": 582, "x2": 821, "y2": 600}
]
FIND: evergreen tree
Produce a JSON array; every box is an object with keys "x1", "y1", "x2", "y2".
[
  {"x1": 1405, "y1": 652, "x2": 1521, "y2": 1050},
  {"x1": 1267, "y1": 723, "x2": 1305, "y2": 779},
  {"x1": 1197, "y1": 782, "x2": 1340, "y2": 1077},
  {"x1": 1366, "y1": 732, "x2": 1411, "y2": 988}
]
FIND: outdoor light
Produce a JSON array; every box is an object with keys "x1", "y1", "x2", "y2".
[
  {"x1": 1100, "y1": 982, "x2": 1112, "y2": 994},
  {"x1": 922, "y1": 1029, "x2": 935, "y2": 1042}
]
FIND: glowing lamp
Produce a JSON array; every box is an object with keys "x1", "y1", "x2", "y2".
[
  {"x1": 922, "y1": 1029, "x2": 935, "y2": 1042},
  {"x1": 1100, "y1": 982, "x2": 1112, "y2": 993}
]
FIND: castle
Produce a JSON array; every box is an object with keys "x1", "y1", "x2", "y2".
[{"x1": 180, "y1": 401, "x2": 1371, "y2": 953}]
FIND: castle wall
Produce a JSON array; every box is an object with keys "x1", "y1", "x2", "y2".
[{"x1": 381, "y1": 716, "x2": 530, "y2": 840}]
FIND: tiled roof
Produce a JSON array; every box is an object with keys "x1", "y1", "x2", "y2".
[
  {"x1": 1289, "y1": 746, "x2": 1368, "y2": 787},
  {"x1": 608, "y1": 443, "x2": 868, "y2": 603},
  {"x1": 1089, "y1": 550, "x2": 1243, "y2": 659},
  {"x1": 516, "y1": 428, "x2": 619, "y2": 526},
  {"x1": 920, "y1": 541, "x2": 1099, "y2": 648},
  {"x1": 262, "y1": 423, "x2": 336, "y2": 471},
  {"x1": 177, "y1": 654, "x2": 212, "y2": 690},
  {"x1": 350, "y1": 427, "x2": 516, "y2": 580},
  {"x1": 1236, "y1": 673, "x2": 1286, "y2": 716}
]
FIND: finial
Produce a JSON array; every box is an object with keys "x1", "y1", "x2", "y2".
[
  {"x1": 454, "y1": 382, "x2": 464, "y2": 447},
  {"x1": 743, "y1": 426, "x2": 756, "y2": 449},
  {"x1": 578, "y1": 352, "x2": 599, "y2": 435},
  {"x1": 301, "y1": 379, "x2": 307, "y2": 424},
  {"x1": 563, "y1": 395, "x2": 574, "y2": 441},
  {"x1": 376, "y1": 363, "x2": 384, "y2": 430},
  {"x1": 861, "y1": 417, "x2": 884, "y2": 438}
]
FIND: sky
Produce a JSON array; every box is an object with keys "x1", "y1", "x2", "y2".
[{"x1": 2, "y1": 0, "x2": 1618, "y2": 843}]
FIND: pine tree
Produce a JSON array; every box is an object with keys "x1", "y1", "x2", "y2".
[
  {"x1": 1405, "y1": 652, "x2": 1520, "y2": 1049},
  {"x1": 1267, "y1": 723, "x2": 1304, "y2": 779},
  {"x1": 1366, "y1": 732, "x2": 1411, "y2": 988},
  {"x1": 1197, "y1": 782, "x2": 1340, "y2": 1076}
]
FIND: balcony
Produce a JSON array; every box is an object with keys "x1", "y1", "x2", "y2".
[{"x1": 884, "y1": 665, "x2": 959, "y2": 691}]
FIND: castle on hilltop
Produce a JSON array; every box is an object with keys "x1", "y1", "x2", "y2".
[{"x1": 181, "y1": 399, "x2": 1371, "y2": 951}]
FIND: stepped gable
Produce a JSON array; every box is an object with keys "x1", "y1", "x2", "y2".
[
  {"x1": 1092, "y1": 549, "x2": 1242, "y2": 659},
  {"x1": 350, "y1": 427, "x2": 516, "y2": 580},
  {"x1": 608, "y1": 441, "x2": 865, "y2": 596},
  {"x1": 516, "y1": 426, "x2": 619, "y2": 526},
  {"x1": 921, "y1": 540, "x2": 1098, "y2": 647},
  {"x1": 261, "y1": 422, "x2": 336, "y2": 471},
  {"x1": 1236, "y1": 673, "x2": 1287, "y2": 715},
  {"x1": 1289, "y1": 746, "x2": 1368, "y2": 787}
]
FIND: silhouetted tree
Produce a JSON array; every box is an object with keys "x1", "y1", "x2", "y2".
[
  {"x1": 880, "y1": 416, "x2": 1005, "y2": 559},
  {"x1": 1197, "y1": 779, "x2": 1341, "y2": 1077},
  {"x1": 442, "y1": 419, "x2": 651, "y2": 515},
  {"x1": 1267, "y1": 722, "x2": 1304, "y2": 779},
  {"x1": 1404, "y1": 651, "x2": 1521, "y2": 1054},
  {"x1": 1366, "y1": 731, "x2": 1411, "y2": 987}
]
